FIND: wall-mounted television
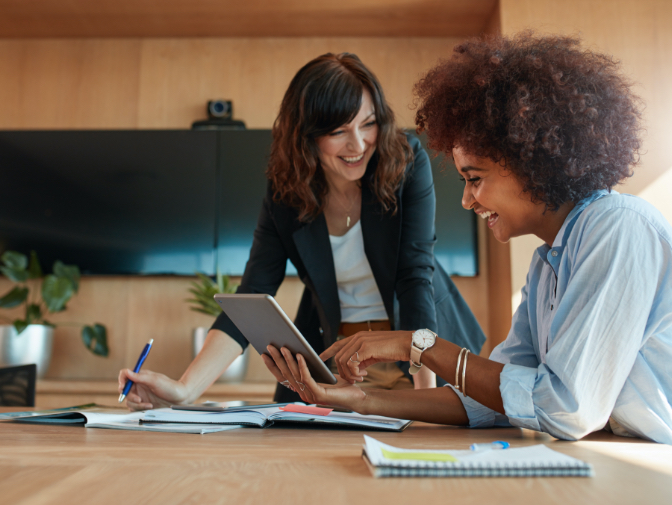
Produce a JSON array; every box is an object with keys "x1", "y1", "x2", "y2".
[{"x1": 0, "y1": 130, "x2": 477, "y2": 277}]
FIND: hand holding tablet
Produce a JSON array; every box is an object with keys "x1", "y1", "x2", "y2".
[{"x1": 214, "y1": 294, "x2": 337, "y2": 385}]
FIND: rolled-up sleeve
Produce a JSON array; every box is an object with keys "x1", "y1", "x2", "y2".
[
  {"x1": 445, "y1": 266, "x2": 539, "y2": 429},
  {"x1": 445, "y1": 384, "x2": 511, "y2": 428}
]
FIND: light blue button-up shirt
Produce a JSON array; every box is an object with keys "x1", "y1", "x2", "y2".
[{"x1": 454, "y1": 190, "x2": 672, "y2": 444}]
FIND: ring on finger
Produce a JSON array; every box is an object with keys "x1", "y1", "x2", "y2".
[{"x1": 296, "y1": 382, "x2": 306, "y2": 392}]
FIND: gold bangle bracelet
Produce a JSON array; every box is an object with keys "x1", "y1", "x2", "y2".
[
  {"x1": 461, "y1": 349, "x2": 470, "y2": 398},
  {"x1": 455, "y1": 348, "x2": 467, "y2": 391}
]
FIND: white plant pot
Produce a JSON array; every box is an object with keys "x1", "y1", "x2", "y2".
[
  {"x1": 192, "y1": 327, "x2": 249, "y2": 383},
  {"x1": 0, "y1": 324, "x2": 54, "y2": 379}
]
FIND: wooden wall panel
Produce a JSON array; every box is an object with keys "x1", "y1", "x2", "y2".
[
  {"x1": 136, "y1": 37, "x2": 463, "y2": 129},
  {"x1": 0, "y1": 40, "x2": 142, "y2": 129},
  {"x1": 0, "y1": 36, "x2": 509, "y2": 380},
  {"x1": 0, "y1": 0, "x2": 497, "y2": 38}
]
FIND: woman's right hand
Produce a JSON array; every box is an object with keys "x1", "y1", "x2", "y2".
[
  {"x1": 319, "y1": 330, "x2": 413, "y2": 384},
  {"x1": 117, "y1": 368, "x2": 189, "y2": 411}
]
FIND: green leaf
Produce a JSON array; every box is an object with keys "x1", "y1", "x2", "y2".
[
  {"x1": 13, "y1": 319, "x2": 28, "y2": 334},
  {"x1": 0, "y1": 286, "x2": 29, "y2": 308},
  {"x1": 42, "y1": 275, "x2": 75, "y2": 312},
  {"x1": 187, "y1": 271, "x2": 236, "y2": 317},
  {"x1": 189, "y1": 290, "x2": 218, "y2": 303},
  {"x1": 26, "y1": 303, "x2": 42, "y2": 324},
  {"x1": 0, "y1": 266, "x2": 29, "y2": 282},
  {"x1": 53, "y1": 261, "x2": 80, "y2": 293},
  {"x1": 42, "y1": 320, "x2": 56, "y2": 328},
  {"x1": 1, "y1": 251, "x2": 27, "y2": 270},
  {"x1": 27, "y1": 251, "x2": 43, "y2": 279},
  {"x1": 82, "y1": 324, "x2": 108, "y2": 357}
]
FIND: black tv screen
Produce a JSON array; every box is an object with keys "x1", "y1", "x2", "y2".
[{"x1": 0, "y1": 130, "x2": 477, "y2": 277}]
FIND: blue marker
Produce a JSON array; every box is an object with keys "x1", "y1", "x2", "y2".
[
  {"x1": 118, "y1": 339, "x2": 154, "y2": 403},
  {"x1": 470, "y1": 441, "x2": 510, "y2": 451}
]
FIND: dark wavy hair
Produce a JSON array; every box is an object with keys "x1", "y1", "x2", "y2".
[
  {"x1": 268, "y1": 53, "x2": 412, "y2": 222},
  {"x1": 414, "y1": 32, "x2": 642, "y2": 210}
]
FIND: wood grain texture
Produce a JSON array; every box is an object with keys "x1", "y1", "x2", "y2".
[
  {"x1": 0, "y1": 37, "x2": 466, "y2": 130},
  {"x1": 0, "y1": 39, "x2": 142, "y2": 129},
  {"x1": 485, "y1": 233, "x2": 512, "y2": 353},
  {"x1": 0, "y1": 0, "x2": 497, "y2": 38},
  {"x1": 0, "y1": 418, "x2": 670, "y2": 505},
  {"x1": 33, "y1": 380, "x2": 275, "y2": 409}
]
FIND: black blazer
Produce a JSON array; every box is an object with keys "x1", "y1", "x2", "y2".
[{"x1": 211, "y1": 135, "x2": 485, "y2": 394}]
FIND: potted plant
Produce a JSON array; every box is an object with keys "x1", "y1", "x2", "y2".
[
  {"x1": 186, "y1": 270, "x2": 249, "y2": 383},
  {"x1": 0, "y1": 251, "x2": 108, "y2": 378}
]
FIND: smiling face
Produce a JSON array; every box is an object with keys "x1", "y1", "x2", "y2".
[
  {"x1": 454, "y1": 148, "x2": 549, "y2": 244},
  {"x1": 316, "y1": 89, "x2": 378, "y2": 186}
]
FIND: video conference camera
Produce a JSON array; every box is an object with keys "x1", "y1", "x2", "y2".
[{"x1": 192, "y1": 100, "x2": 246, "y2": 130}]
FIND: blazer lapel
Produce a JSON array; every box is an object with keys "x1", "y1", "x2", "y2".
[
  {"x1": 360, "y1": 182, "x2": 401, "y2": 323},
  {"x1": 292, "y1": 213, "x2": 341, "y2": 342}
]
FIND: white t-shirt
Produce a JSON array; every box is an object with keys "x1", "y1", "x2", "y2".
[{"x1": 328, "y1": 220, "x2": 388, "y2": 323}]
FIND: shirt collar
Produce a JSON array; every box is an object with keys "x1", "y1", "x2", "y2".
[{"x1": 535, "y1": 189, "x2": 614, "y2": 268}]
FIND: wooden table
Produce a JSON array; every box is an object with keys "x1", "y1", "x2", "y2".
[
  {"x1": 35, "y1": 380, "x2": 276, "y2": 409},
  {"x1": 1, "y1": 410, "x2": 671, "y2": 505}
]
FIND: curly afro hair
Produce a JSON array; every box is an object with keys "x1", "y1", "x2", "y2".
[{"x1": 414, "y1": 32, "x2": 642, "y2": 210}]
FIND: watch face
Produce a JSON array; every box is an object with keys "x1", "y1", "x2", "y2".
[{"x1": 413, "y1": 329, "x2": 436, "y2": 349}]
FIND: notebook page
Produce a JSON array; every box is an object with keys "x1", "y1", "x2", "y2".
[
  {"x1": 85, "y1": 419, "x2": 242, "y2": 434},
  {"x1": 141, "y1": 407, "x2": 276, "y2": 426},
  {"x1": 270, "y1": 410, "x2": 410, "y2": 430},
  {"x1": 364, "y1": 435, "x2": 590, "y2": 469}
]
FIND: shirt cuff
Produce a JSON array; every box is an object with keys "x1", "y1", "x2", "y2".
[
  {"x1": 444, "y1": 384, "x2": 498, "y2": 428},
  {"x1": 499, "y1": 363, "x2": 541, "y2": 431}
]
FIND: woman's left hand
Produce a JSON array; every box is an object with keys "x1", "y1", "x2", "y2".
[{"x1": 261, "y1": 345, "x2": 366, "y2": 409}]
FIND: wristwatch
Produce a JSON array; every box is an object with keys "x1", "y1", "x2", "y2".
[{"x1": 409, "y1": 329, "x2": 437, "y2": 374}]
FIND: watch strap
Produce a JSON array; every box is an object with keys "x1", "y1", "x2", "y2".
[{"x1": 410, "y1": 344, "x2": 423, "y2": 368}]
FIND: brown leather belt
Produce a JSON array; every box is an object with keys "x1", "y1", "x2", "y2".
[{"x1": 338, "y1": 320, "x2": 391, "y2": 338}]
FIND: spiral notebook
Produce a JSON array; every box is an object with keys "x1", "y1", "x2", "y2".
[{"x1": 362, "y1": 436, "x2": 594, "y2": 478}]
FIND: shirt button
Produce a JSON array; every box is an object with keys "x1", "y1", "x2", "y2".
[{"x1": 551, "y1": 250, "x2": 558, "y2": 257}]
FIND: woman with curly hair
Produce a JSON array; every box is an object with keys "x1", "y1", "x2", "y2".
[
  {"x1": 118, "y1": 52, "x2": 484, "y2": 408},
  {"x1": 268, "y1": 34, "x2": 672, "y2": 444}
]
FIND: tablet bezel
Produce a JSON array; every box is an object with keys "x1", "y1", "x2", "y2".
[{"x1": 214, "y1": 294, "x2": 338, "y2": 385}]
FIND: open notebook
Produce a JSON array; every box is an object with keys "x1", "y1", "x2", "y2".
[
  {"x1": 0, "y1": 404, "x2": 240, "y2": 434},
  {"x1": 362, "y1": 436, "x2": 594, "y2": 477},
  {"x1": 143, "y1": 405, "x2": 412, "y2": 431}
]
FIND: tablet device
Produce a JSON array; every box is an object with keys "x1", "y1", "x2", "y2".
[{"x1": 214, "y1": 294, "x2": 338, "y2": 385}]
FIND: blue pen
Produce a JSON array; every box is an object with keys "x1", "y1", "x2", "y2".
[
  {"x1": 118, "y1": 339, "x2": 154, "y2": 403},
  {"x1": 470, "y1": 441, "x2": 510, "y2": 451}
]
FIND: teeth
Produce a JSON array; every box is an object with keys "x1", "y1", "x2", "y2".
[
  {"x1": 480, "y1": 211, "x2": 493, "y2": 220},
  {"x1": 341, "y1": 154, "x2": 364, "y2": 163}
]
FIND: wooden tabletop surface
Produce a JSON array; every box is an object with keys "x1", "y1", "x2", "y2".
[{"x1": 1, "y1": 410, "x2": 671, "y2": 505}]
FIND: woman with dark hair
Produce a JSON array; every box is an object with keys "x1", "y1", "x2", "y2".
[
  {"x1": 269, "y1": 34, "x2": 672, "y2": 444},
  {"x1": 119, "y1": 52, "x2": 484, "y2": 408}
]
